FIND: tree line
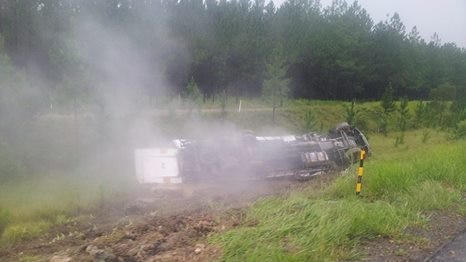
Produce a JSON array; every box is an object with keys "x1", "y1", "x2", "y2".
[{"x1": 0, "y1": 0, "x2": 465, "y2": 105}]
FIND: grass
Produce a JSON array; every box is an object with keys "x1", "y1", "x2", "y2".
[
  {"x1": 18, "y1": 255, "x2": 44, "y2": 262},
  {"x1": 212, "y1": 130, "x2": 466, "y2": 261},
  {"x1": 193, "y1": 99, "x2": 425, "y2": 135},
  {"x1": 216, "y1": 198, "x2": 409, "y2": 261},
  {"x1": 0, "y1": 171, "x2": 136, "y2": 246},
  {"x1": 0, "y1": 207, "x2": 9, "y2": 236},
  {"x1": 2, "y1": 221, "x2": 52, "y2": 243},
  {"x1": 0, "y1": 99, "x2": 461, "y2": 253}
]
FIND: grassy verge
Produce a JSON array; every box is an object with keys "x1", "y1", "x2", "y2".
[
  {"x1": 0, "y1": 172, "x2": 136, "y2": 247},
  {"x1": 193, "y1": 99, "x2": 422, "y2": 135},
  {"x1": 0, "y1": 99, "x2": 459, "y2": 251},
  {"x1": 212, "y1": 130, "x2": 466, "y2": 261}
]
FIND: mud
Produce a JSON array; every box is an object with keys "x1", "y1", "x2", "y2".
[
  {"x1": 361, "y1": 212, "x2": 466, "y2": 262},
  {"x1": 0, "y1": 177, "x2": 309, "y2": 262},
  {"x1": 2, "y1": 176, "x2": 465, "y2": 262}
]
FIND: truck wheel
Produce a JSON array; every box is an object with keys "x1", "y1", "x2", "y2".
[{"x1": 333, "y1": 122, "x2": 351, "y2": 132}]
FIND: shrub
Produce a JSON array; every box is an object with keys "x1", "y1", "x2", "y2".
[
  {"x1": 415, "y1": 101, "x2": 427, "y2": 127},
  {"x1": 455, "y1": 120, "x2": 466, "y2": 139},
  {"x1": 0, "y1": 207, "x2": 10, "y2": 236},
  {"x1": 183, "y1": 77, "x2": 202, "y2": 112},
  {"x1": 422, "y1": 130, "x2": 431, "y2": 143},
  {"x1": 395, "y1": 97, "x2": 409, "y2": 144},
  {"x1": 381, "y1": 84, "x2": 396, "y2": 114},
  {"x1": 344, "y1": 101, "x2": 357, "y2": 126},
  {"x1": 425, "y1": 101, "x2": 448, "y2": 128},
  {"x1": 0, "y1": 142, "x2": 22, "y2": 182},
  {"x1": 429, "y1": 83, "x2": 457, "y2": 101},
  {"x1": 2, "y1": 221, "x2": 51, "y2": 244},
  {"x1": 303, "y1": 109, "x2": 318, "y2": 132}
]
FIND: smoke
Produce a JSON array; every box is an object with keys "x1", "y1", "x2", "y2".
[
  {"x1": 0, "y1": 2, "x2": 190, "y2": 177},
  {"x1": 74, "y1": 19, "x2": 166, "y2": 115},
  {"x1": 0, "y1": 1, "x2": 293, "y2": 185},
  {"x1": 59, "y1": 6, "x2": 187, "y2": 175}
]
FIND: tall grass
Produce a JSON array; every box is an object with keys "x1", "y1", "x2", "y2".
[
  {"x1": 213, "y1": 131, "x2": 466, "y2": 261},
  {"x1": 214, "y1": 99, "x2": 423, "y2": 135},
  {"x1": 0, "y1": 100, "x2": 459, "y2": 251},
  {"x1": 215, "y1": 198, "x2": 409, "y2": 261},
  {"x1": 0, "y1": 207, "x2": 9, "y2": 236},
  {"x1": 0, "y1": 171, "x2": 136, "y2": 246}
]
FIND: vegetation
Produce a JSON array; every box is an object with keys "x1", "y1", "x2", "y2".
[
  {"x1": 343, "y1": 100, "x2": 357, "y2": 126},
  {"x1": 0, "y1": 0, "x2": 464, "y2": 180},
  {"x1": 184, "y1": 78, "x2": 202, "y2": 112},
  {"x1": 0, "y1": 171, "x2": 136, "y2": 246},
  {"x1": 0, "y1": 0, "x2": 465, "y2": 259},
  {"x1": 456, "y1": 120, "x2": 466, "y2": 139},
  {"x1": 378, "y1": 85, "x2": 396, "y2": 136},
  {"x1": 262, "y1": 50, "x2": 290, "y2": 123},
  {"x1": 302, "y1": 109, "x2": 318, "y2": 132},
  {"x1": 395, "y1": 96, "x2": 409, "y2": 145},
  {"x1": 0, "y1": 99, "x2": 460, "y2": 245},
  {"x1": 0, "y1": 207, "x2": 9, "y2": 237},
  {"x1": 213, "y1": 130, "x2": 466, "y2": 261},
  {"x1": 0, "y1": 0, "x2": 465, "y2": 103}
]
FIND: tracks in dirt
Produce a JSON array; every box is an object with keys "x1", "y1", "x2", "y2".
[
  {"x1": 3, "y1": 174, "x2": 466, "y2": 262},
  {"x1": 2, "y1": 176, "x2": 327, "y2": 262},
  {"x1": 72, "y1": 178, "x2": 318, "y2": 261}
]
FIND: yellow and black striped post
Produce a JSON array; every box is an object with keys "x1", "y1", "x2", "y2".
[{"x1": 355, "y1": 147, "x2": 367, "y2": 195}]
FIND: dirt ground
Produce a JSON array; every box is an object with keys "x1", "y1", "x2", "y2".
[
  {"x1": 1, "y1": 175, "x2": 465, "y2": 262},
  {"x1": 0, "y1": 177, "x2": 307, "y2": 262},
  {"x1": 430, "y1": 229, "x2": 466, "y2": 262},
  {"x1": 361, "y1": 212, "x2": 466, "y2": 262}
]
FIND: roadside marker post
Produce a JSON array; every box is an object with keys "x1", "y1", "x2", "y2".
[{"x1": 355, "y1": 147, "x2": 367, "y2": 195}]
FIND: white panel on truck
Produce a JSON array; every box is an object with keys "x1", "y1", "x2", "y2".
[{"x1": 134, "y1": 148, "x2": 182, "y2": 184}]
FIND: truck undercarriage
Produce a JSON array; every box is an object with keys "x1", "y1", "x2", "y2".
[{"x1": 135, "y1": 123, "x2": 370, "y2": 184}]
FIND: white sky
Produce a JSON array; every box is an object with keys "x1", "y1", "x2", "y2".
[{"x1": 272, "y1": 0, "x2": 466, "y2": 48}]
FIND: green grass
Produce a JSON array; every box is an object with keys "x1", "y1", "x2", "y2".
[
  {"x1": 212, "y1": 130, "x2": 466, "y2": 261},
  {"x1": 0, "y1": 207, "x2": 9, "y2": 236},
  {"x1": 0, "y1": 171, "x2": 136, "y2": 246},
  {"x1": 215, "y1": 198, "x2": 409, "y2": 261},
  {"x1": 0, "y1": 99, "x2": 460, "y2": 252},
  {"x1": 192, "y1": 99, "x2": 424, "y2": 135},
  {"x1": 2, "y1": 221, "x2": 52, "y2": 244}
]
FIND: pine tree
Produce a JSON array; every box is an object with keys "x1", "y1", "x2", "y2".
[
  {"x1": 262, "y1": 50, "x2": 290, "y2": 124},
  {"x1": 378, "y1": 83, "x2": 396, "y2": 136},
  {"x1": 396, "y1": 96, "x2": 409, "y2": 144}
]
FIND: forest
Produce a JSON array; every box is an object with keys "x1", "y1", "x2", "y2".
[
  {"x1": 2, "y1": 1, "x2": 466, "y2": 260},
  {"x1": 0, "y1": 0, "x2": 465, "y2": 174},
  {"x1": 1, "y1": 0, "x2": 465, "y2": 104}
]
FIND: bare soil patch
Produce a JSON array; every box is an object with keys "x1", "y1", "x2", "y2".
[
  {"x1": 2, "y1": 175, "x2": 465, "y2": 262},
  {"x1": 360, "y1": 211, "x2": 465, "y2": 262},
  {"x1": 1, "y1": 177, "x2": 309, "y2": 261}
]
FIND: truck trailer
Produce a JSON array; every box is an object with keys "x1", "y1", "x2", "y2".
[{"x1": 134, "y1": 122, "x2": 370, "y2": 184}]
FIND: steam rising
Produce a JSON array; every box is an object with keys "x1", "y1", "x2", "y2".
[
  {"x1": 0, "y1": 3, "x2": 186, "y2": 176},
  {"x1": 64, "y1": 10, "x2": 180, "y2": 174},
  {"x1": 0, "y1": 2, "x2": 289, "y2": 182}
]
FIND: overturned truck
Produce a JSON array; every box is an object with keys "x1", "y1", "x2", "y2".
[{"x1": 135, "y1": 123, "x2": 370, "y2": 184}]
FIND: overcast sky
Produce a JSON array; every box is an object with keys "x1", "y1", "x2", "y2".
[{"x1": 271, "y1": 0, "x2": 466, "y2": 48}]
